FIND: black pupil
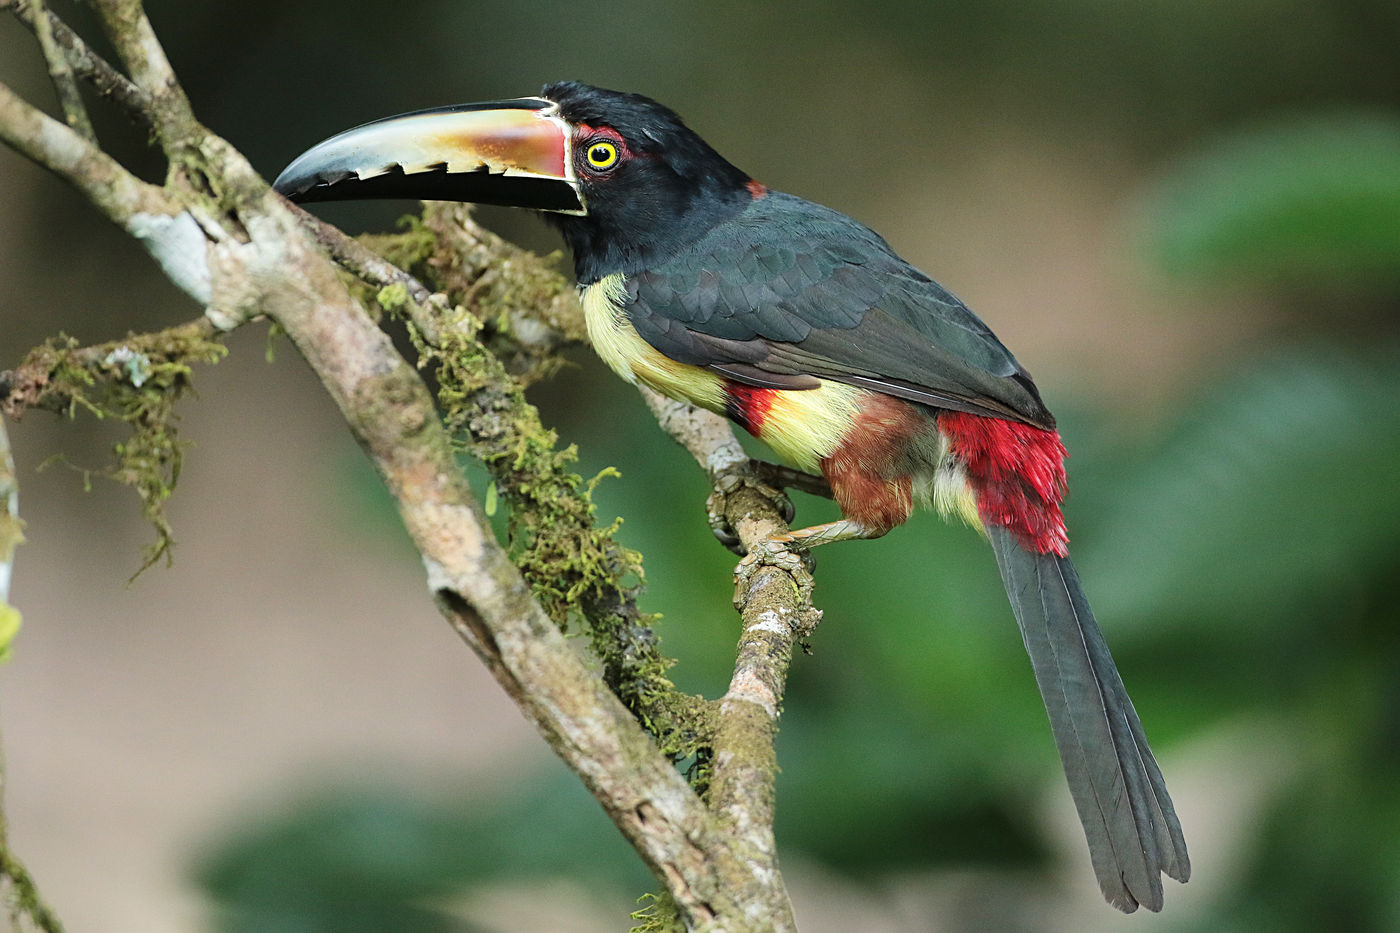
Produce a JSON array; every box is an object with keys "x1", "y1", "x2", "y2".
[{"x1": 591, "y1": 145, "x2": 612, "y2": 164}]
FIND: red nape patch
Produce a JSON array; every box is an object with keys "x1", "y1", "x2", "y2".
[
  {"x1": 939, "y1": 411, "x2": 1070, "y2": 556},
  {"x1": 725, "y1": 382, "x2": 775, "y2": 435},
  {"x1": 746, "y1": 178, "x2": 768, "y2": 199}
]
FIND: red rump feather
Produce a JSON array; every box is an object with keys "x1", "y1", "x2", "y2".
[
  {"x1": 938, "y1": 411, "x2": 1070, "y2": 557},
  {"x1": 725, "y1": 382, "x2": 774, "y2": 435}
]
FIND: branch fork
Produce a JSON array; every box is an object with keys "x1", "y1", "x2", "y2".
[{"x1": 0, "y1": 4, "x2": 832, "y2": 928}]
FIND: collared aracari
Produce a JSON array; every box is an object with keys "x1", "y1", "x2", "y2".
[{"x1": 274, "y1": 81, "x2": 1189, "y2": 912}]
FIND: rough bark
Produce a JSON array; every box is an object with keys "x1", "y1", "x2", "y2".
[{"x1": 0, "y1": 3, "x2": 831, "y2": 929}]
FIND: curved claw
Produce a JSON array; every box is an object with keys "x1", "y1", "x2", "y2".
[
  {"x1": 710, "y1": 514, "x2": 744, "y2": 555},
  {"x1": 773, "y1": 487, "x2": 797, "y2": 525},
  {"x1": 706, "y1": 471, "x2": 798, "y2": 555}
]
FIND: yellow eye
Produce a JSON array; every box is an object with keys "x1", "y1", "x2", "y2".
[{"x1": 585, "y1": 141, "x2": 619, "y2": 170}]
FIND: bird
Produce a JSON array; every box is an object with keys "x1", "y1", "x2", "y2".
[{"x1": 274, "y1": 80, "x2": 1189, "y2": 912}]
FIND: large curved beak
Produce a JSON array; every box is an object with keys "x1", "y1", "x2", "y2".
[{"x1": 273, "y1": 98, "x2": 584, "y2": 215}]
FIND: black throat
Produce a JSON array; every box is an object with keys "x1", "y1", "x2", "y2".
[{"x1": 547, "y1": 175, "x2": 752, "y2": 285}]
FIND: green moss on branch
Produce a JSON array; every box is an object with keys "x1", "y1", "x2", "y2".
[
  {"x1": 1, "y1": 321, "x2": 226, "y2": 571},
  {"x1": 364, "y1": 205, "x2": 714, "y2": 762}
]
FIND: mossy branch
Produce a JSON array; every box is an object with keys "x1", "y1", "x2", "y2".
[
  {"x1": 351, "y1": 204, "x2": 715, "y2": 759},
  {"x1": 0, "y1": 2, "x2": 828, "y2": 928},
  {"x1": 1, "y1": 320, "x2": 227, "y2": 571},
  {"x1": 0, "y1": 838, "x2": 65, "y2": 933}
]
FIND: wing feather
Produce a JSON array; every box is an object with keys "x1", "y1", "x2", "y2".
[{"x1": 625, "y1": 192, "x2": 1054, "y2": 428}]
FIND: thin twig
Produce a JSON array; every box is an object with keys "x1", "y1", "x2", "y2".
[
  {"x1": 29, "y1": 0, "x2": 96, "y2": 140},
  {"x1": 89, "y1": 0, "x2": 184, "y2": 108},
  {"x1": 0, "y1": 317, "x2": 221, "y2": 418},
  {"x1": 0, "y1": 731, "x2": 64, "y2": 933},
  {"x1": 0, "y1": 414, "x2": 17, "y2": 607},
  {"x1": 639, "y1": 387, "x2": 819, "y2": 933},
  {"x1": 639, "y1": 387, "x2": 749, "y2": 477},
  {"x1": 0, "y1": 80, "x2": 175, "y2": 226},
  {"x1": 298, "y1": 207, "x2": 433, "y2": 307},
  {"x1": 7, "y1": 0, "x2": 155, "y2": 131},
  {"x1": 0, "y1": 725, "x2": 66, "y2": 933},
  {"x1": 0, "y1": 420, "x2": 61, "y2": 932}
]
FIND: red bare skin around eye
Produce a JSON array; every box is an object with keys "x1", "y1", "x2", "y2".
[{"x1": 574, "y1": 124, "x2": 632, "y2": 163}]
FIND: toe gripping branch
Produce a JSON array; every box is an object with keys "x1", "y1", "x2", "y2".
[{"x1": 708, "y1": 459, "x2": 830, "y2": 554}]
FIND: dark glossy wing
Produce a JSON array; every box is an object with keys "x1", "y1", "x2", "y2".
[{"x1": 625, "y1": 191, "x2": 1054, "y2": 428}]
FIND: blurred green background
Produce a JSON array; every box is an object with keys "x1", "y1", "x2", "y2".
[{"x1": 3, "y1": 1, "x2": 1399, "y2": 931}]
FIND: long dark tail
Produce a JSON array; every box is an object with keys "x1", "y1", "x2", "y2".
[{"x1": 986, "y1": 524, "x2": 1190, "y2": 912}]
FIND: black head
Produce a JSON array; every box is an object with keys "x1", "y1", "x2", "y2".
[
  {"x1": 272, "y1": 82, "x2": 757, "y2": 285},
  {"x1": 538, "y1": 81, "x2": 753, "y2": 283}
]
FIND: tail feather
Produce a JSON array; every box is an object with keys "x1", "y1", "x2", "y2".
[{"x1": 986, "y1": 524, "x2": 1189, "y2": 912}]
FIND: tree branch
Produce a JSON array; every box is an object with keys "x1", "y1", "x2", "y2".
[
  {"x1": 0, "y1": 80, "x2": 176, "y2": 225},
  {"x1": 0, "y1": 415, "x2": 17, "y2": 611},
  {"x1": 349, "y1": 208, "x2": 818, "y2": 925},
  {"x1": 640, "y1": 390, "x2": 822, "y2": 929},
  {"x1": 236, "y1": 194, "x2": 787, "y2": 927},
  {"x1": 0, "y1": 78, "x2": 217, "y2": 310},
  {"x1": 0, "y1": 318, "x2": 221, "y2": 417},
  {"x1": 89, "y1": 0, "x2": 188, "y2": 130},
  {"x1": 6, "y1": 0, "x2": 155, "y2": 131},
  {"x1": 5, "y1": 8, "x2": 788, "y2": 916},
  {"x1": 28, "y1": 0, "x2": 95, "y2": 140},
  {"x1": 0, "y1": 4, "x2": 834, "y2": 927},
  {"x1": 344, "y1": 204, "x2": 720, "y2": 762}
]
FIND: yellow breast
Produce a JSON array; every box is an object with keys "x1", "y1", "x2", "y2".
[
  {"x1": 581, "y1": 273, "x2": 728, "y2": 412},
  {"x1": 580, "y1": 272, "x2": 866, "y2": 475}
]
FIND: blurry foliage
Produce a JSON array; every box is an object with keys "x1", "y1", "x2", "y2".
[
  {"x1": 1107, "y1": 105, "x2": 1400, "y2": 933},
  {"x1": 1081, "y1": 345, "x2": 1400, "y2": 638},
  {"x1": 196, "y1": 774, "x2": 648, "y2": 933},
  {"x1": 1139, "y1": 111, "x2": 1400, "y2": 287}
]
